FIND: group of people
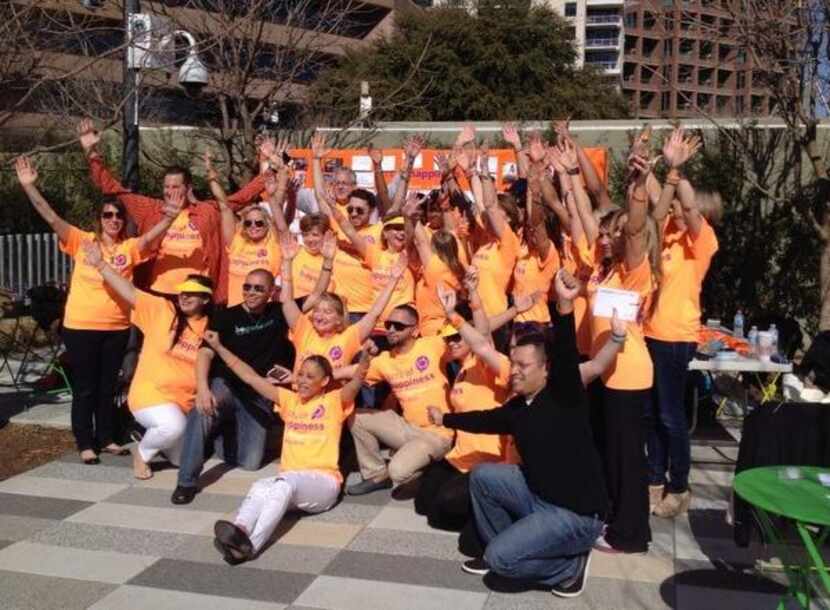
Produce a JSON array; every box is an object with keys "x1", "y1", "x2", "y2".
[{"x1": 15, "y1": 118, "x2": 720, "y2": 597}]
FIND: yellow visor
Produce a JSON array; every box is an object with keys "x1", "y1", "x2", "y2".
[
  {"x1": 439, "y1": 324, "x2": 460, "y2": 338},
  {"x1": 383, "y1": 215, "x2": 405, "y2": 230},
  {"x1": 175, "y1": 280, "x2": 213, "y2": 296}
]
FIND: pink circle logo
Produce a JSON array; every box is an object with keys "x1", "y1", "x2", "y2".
[
  {"x1": 188, "y1": 220, "x2": 198, "y2": 231},
  {"x1": 415, "y1": 356, "x2": 429, "y2": 372},
  {"x1": 258, "y1": 249, "x2": 268, "y2": 257},
  {"x1": 329, "y1": 346, "x2": 343, "y2": 360},
  {"x1": 311, "y1": 405, "x2": 326, "y2": 420},
  {"x1": 366, "y1": 236, "x2": 375, "y2": 244},
  {"x1": 111, "y1": 254, "x2": 127, "y2": 267}
]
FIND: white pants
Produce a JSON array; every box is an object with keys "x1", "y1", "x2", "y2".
[
  {"x1": 235, "y1": 470, "x2": 340, "y2": 552},
  {"x1": 132, "y1": 403, "x2": 186, "y2": 465}
]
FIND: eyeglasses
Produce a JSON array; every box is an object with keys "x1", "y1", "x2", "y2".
[
  {"x1": 384, "y1": 320, "x2": 415, "y2": 332},
  {"x1": 243, "y1": 219, "x2": 267, "y2": 228},
  {"x1": 347, "y1": 206, "x2": 368, "y2": 215},
  {"x1": 384, "y1": 224, "x2": 405, "y2": 232},
  {"x1": 443, "y1": 334, "x2": 462, "y2": 344},
  {"x1": 242, "y1": 283, "x2": 268, "y2": 293},
  {"x1": 101, "y1": 211, "x2": 125, "y2": 220}
]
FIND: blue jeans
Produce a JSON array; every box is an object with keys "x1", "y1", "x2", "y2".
[
  {"x1": 644, "y1": 338, "x2": 696, "y2": 493},
  {"x1": 177, "y1": 376, "x2": 271, "y2": 488},
  {"x1": 470, "y1": 463, "x2": 603, "y2": 587}
]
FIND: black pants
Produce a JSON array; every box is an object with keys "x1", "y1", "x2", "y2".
[
  {"x1": 597, "y1": 385, "x2": 651, "y2": 553},
  {"x1": 62, "y1": 327, "x2": 130, "y2": 451},
  {"x1": 414, "y1": 459, "x2": 485, "y2": 558}
]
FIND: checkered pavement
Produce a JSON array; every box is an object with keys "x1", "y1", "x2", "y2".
[{"x1": 0, "y1": 442, "x2": 797, "y2": 610}]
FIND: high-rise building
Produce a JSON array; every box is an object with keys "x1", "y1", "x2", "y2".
[{"x1": 549, "y1": 1, "x2": 624, "y2": 76}]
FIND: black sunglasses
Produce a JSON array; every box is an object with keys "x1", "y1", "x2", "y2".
[
  {"x1": 347, "y1": 206, "x2": 368, "y2": 215},
  {"x1": 242, "y1": 283, "x2": 268, "y2": 293},
  {"x1": 384, "y1": 320, "x2": 415, "y2": 332},
  {"x1": 243, "y1": 219, "x2": 267, "y2": 228},
  {"x1": 384, "y1": 224, "x2": 405, "y2": 232},
  {"x1": 443, "y1": 333, "x2": 462, "y2": 344},
  {"x1": 101, "y1": 211, "x2": 125, "y2": 220}
]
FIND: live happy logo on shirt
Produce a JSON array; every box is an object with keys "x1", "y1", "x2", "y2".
[{"x1": 167, "y1": 330, "x2": 201, "y2": 364}]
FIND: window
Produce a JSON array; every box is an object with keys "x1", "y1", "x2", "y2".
[
  {"x1": 565, "y1": 2, "x2": 576, "y2": 17},
  {"x1": 661, "y1": 91, "x2": 671, "y2": 111},
  {"x1": 625, "y1": 13, "x2": 637, "y2": 28}
]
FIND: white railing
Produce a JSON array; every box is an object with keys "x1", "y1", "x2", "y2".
[
  {"x1": 585, "y1": 15, "x2": 622, "y2": 24},
  {"x1": 585, "y1": 37, "x2": 620, "y2": 48},
  {"x1": 0, "y1": 233, "x2": 72, "y2": 299}
]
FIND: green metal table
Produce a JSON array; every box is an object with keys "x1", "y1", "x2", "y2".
[{"x1": 734, "y1": 466, "x2": 830, "y2": 609}]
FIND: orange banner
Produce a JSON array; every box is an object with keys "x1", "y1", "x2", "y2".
[{"x1": 287, "y1": 148, "x2": 608, "y2": 192}]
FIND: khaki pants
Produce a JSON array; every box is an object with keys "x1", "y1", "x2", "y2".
[{"x1": 350, "y1": 408, "x2": 452, "y2": 485}]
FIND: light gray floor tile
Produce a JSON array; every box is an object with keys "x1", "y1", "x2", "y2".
[
  {"x1": 324, "y1": 549, "x2": 489, "y2": 593},
  {"x1": 31, "y1": 521, "x2": 198, "y2": 556},
  {"x1": 0, "y1": 514, "x2": 57, "y2": 541},
  {"x1": 66, "y1": 502, "x2": 225, "y2": 535},
  {"x1": 484, "y1": 575, "x2": 670, "y2": 609},
  {"x1": 89, "y1": 585, "x2": 288, "y2": 610},
  {"x1": 294, "y1": 575, "x2": 488, "y2": 610},
  {"x1": 105, "y1": 485, "x2": 241, "y2": 513},
  {"x1": 297, "y1": 500, "x2": 383, "y2": 525},
  {"x1": 23, "y1": 460, "x2": 133, "y2": 484},
  {"x1": 168, "y1": 536, "x2": 339, "y2": 574},
  {"x1": 0, "y1": 541, "x2": 158, "y2": 584},
  {"x1": 367, "y1": 505, "x2": 455, "y2": 535},
  {"x1": 57, "y1": 450, "x2": 133, "y2": 468},
  {"x1": 128, "y1": 558, "x2": 315, "y2": 604},
  {"x1": 348, "y1": 527, "x2": 466, "y2": 561},
  {"x1": 0, "y1": 569, "x2": 116, "y2": 610},
  {"x1": 0, "y1": 491, "x2": 92, "y2": 519},
  {"x1": 0, "y1": 475, "x2": 127, "y2": 502}
]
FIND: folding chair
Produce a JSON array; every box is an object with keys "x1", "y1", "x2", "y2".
[
  {"x1": 0, "y1": 291, "x2": 28, "y2": 390},
  {"x1": 15, "y1": 284, "x2": 71, "y2": 397}
]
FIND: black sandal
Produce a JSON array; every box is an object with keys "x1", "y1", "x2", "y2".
[
  {"x1": 100, "y1": 446, "x2": 131, "y2": 456},
  {"x1": 81, "y1": 452, "x2": 100, "y2": 465}
]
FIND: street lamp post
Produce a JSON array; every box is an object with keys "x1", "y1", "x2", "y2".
[{"x1": 122, "y1": 0, "x2": 141, "y2": 192}]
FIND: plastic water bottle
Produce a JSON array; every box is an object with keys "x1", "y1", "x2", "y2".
[
  {"x1": 747, "y1": 326, "x2": 758, "y2": 355},
  {"x1": 769, "y1": 323, "x2": 778, "y2": 356},
  {"x1": 733, "y1": 309, "x2": 744, "y2": 339}
]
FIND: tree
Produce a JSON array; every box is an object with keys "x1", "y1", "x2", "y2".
[{"x1": 307, "y1": 6, "x2": 630, "y2": 124}]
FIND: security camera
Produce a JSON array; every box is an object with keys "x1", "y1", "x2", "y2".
[{"x1": 178, "y1": 52, "x2": 208, "y2": 97}]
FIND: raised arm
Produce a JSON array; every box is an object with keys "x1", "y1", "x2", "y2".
[
  {"x1": 137, "y1": 190, "x2": 182, "y2": 253},
  {"x1": 202, "y1": 330, "x2": 281, "y2": 403},
  {"x1": 279, "y1": 233, "x2": 303, "y2": 329},
  {"x1": 439, "y1": 284, "x2": 504, "y2": 374},
  {"x1": 353, "y1": 253, "x2": 407, "y2": 341},
  {"x1": 320, "y1": 193, "x2": 368, "y2": 260},
  {"x1": 340, "y1": 342, "x2": 376, "y2": 404},
  {"x1": 554, "y1": 120, "x2": 615, "y2": 214},
  {"x1": 263, "y1": 140, "x2": 291, "y2": 235},
  {"x1": 547, "y1": 269, "x2": 585, "y2": 398},
  {"x1": 553, "y1": 139, "x2": 598, "y2": 244},
  {"x1": 488, "y1": 293, "x2": 538, "y2": 331},
  {"x1": 624, "y1": 154, "x2": 652, "y2": 270},
  {"x1": 83, "y1": 241, "x2": 136, "y2": 307},
  {"x1": 385, "y1": 136, "x2": 422, "y2": 218},
  {"x1": 204, "y1": 151, "x2": 236, "y2": 246},
  {"x1": 578, "y1": 309, "x2": 626, "y2": 385},
  {"x1": 311, "y1": 133, "x2": 335, "y2": 211},
  {"x1": 368, "y1": 144, "x2": 393, "y2": 215},
  {"x1": 301, "y1": 231, "x2": 336, "y2": 313},
  {"x1": 15, "y1": 157, "x2": 71, "y2": 243},
  {"x1": 653, "y1": 128, "x2": 701, "y2": 223}
]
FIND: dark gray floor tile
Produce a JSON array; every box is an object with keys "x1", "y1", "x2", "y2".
[
  {"x1": 323, "y1": 549, "x2": 488, "y2": 593},
  {"x1": 673, "y1": 559, "x2": 787, "y2": 594},
  {"x1": 0, "y1": 492, "x2": 92, "y2": 519},
  {"x1": 105, "y1": 486, "x2": 241, "y2": 513},
  {"x1": 687, "y1": 508, "x2": 735, "y2": 540},
  {"x1": 0, "y1": 569, "x2": 116, "y2": 610},
  {"x1": 128, "y1": 558, "x2": 315, "y2": 604},
  {"x1": 31, "y1": 521, "x2": 199, "y2": 556}
]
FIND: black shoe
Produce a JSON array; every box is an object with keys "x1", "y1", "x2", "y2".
[
  {"x1": 214, "y1": 520, "x2": 254, "y2": 561},
  {"x1": 213, "y1": 537, "x2": 245, "y2": 566},
  {"x1": 461, "y1": 557, "x2": 490, "y2": 575},
  {"x1": 171, "y1": 485, "x2": 198, "y2": 505},
  {"x1": 391, "y1": 476, "x2": 421, "y2": 501},
  {"x1": 82, "y1": 456, "x2": 101, "y2": 465},
  {"x1": 551, "y1": 551, "x2": 591, "y2": 599},
  {"x1": 345, "y1": 477, "x2": 392, "y2": 496}
]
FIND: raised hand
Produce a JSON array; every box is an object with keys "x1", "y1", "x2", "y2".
[
  {"x1": 203, "y1": 149, "x2": 219, "y2": 181},
  {"x1": 455, "y1": 124, "x2": 476, "y2": 148},
  {"x1": 552, "y1": 117, "x2": 572, "y2": 141},
  {"x1": 321, "y1": 230, "x2": 337, "y2": 261},
  {"x1": 403, "y1": 135, "x2": 423, "y2": 162},
  {"x1": 462, "y1": 265, "x2": 479, "y2": 293},
  {"x1": 527, "y1": 132, "x2": 547, "y2": 163},
  {"x1": 264, "y1": 173, "x2": 279, "y2": 196},
  {"x1": 454, "y1": 147, "x2": 472, "y2": 173},
  {"x1": 258, "y1": 136, "x2": 276, "y2": 161},
  {"x1": 554, "y1": 269, "x2": 580, "y2": 302},
  {"x1": 311, "y1": 132, "x2": 330, "y2": 160},
  {"x1": 279, "y1": 232, "x2": 300, "y2": 260},
  {"x1": 162, "y1": 189, "x2": 185, "y2": 218},
  {"x1": 437, "y1": 283, "x2": 457, "y2": 315},
  {"x1": 82, "y1": 240, "x2": 104, "y2": 269},
  {"x1": 434, "y1": 152, "x2": 451, "y2": 176},
  {"x1": 77, "y1": 118, "x2": 101, "y2": 153},
  {"x1": 367, "y1": 143, "x2": 383, "y2": 166},
  {"x1": 402, "y1": 192, "x2": 421, "y2": 219},
  {"x1": 502, "y1": 122, "x2": 522, "y2": 151},
  {"x1": 514, "y1": 291, "x2": 541, "y2": 314},
  {"x1": 14, "y1": 156, "x2": 38, "y2": 187},
  {"x1": 202, "y1": 330, "x2": 221, "y2": 349},
  {"x1": 628, "y1": 153, "x2": 651, "y2": 185},
  {"x1": 558, "y1": 138, "x2": 579, "y2": 171}
]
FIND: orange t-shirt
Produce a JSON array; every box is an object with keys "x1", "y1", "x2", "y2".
[
  {"x1": 60, "y1": 227, "x2": 147, "y2": 331},
  {"x1": 415, "y1": 253, "x2": 462, "y2": 337},
  {"x1": 586, "y1": 255, "x2": 655, "y2": 391},
  {"x1": 364, "y1": 244, "x2": 415, "y2": 326},
  {"x1": 513, "y1": 244, "x2": 560, "y2": 324},
  {"x1": 226, "y1": 231, "x2": 282, "y2": 307},
  {"x1": 151, "y1": 211, "x2": 208, "y2": 294},
  {"x1": 567, "y1": 234, "x2": 593, "y2": 356},
  {"x1": 290, "y1": 313, "x2": 362, "y2": 376},
  {"x1": 645, "y1": 218, "x2": 719, "y2": 343},
  {"x1": 291, "y1": 247, "x2": 334, "y2": 299},
  {"x1": 365, "y1": 336, "x2": 452, "y2": 437},
  {"x1": 275, "y1": 387, "x2": 354, "y2": 483},
  {"x1": 472, "y1": 226, "x2": 521, "y2": 317},
  {"x1": 128, "y1": 291, "x2": 207, "y2": 412},
  {"x1": 330, "y1": 222, "x2": 380, "y2": 313},
  {"x1": 446, "y1": 353, "x2": 512, "y2": 473}
]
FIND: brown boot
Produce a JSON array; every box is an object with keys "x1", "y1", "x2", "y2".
[
  {"x1": 649, "y1": 484, "x2": 665, "y2": 514},
  {"x1": 653, "y1": 490, "x2": 691, "y2": 518}
]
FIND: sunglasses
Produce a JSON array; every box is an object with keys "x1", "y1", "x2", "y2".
[
  {"x1": 347, "y1": 206, "x2": 368, "y2": 215},
  {"x1": 384, "y1": 320, "x2": 415, "y2": 332},
  {"x1": 443, "y1": 334, "x2": 462, "y2": 344},
  {"x1": 243, "y1": 219, "x2": 267, "y2": 228},
  {"x1": 101, "y1": 211, "x2": 125, "y2": 220},
  {"x1": 384, "y1": 224, "x2": 405, "y2": 232},
  {"x1": 242, "y1": 283, "x2": 268, "y2": 293}
]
